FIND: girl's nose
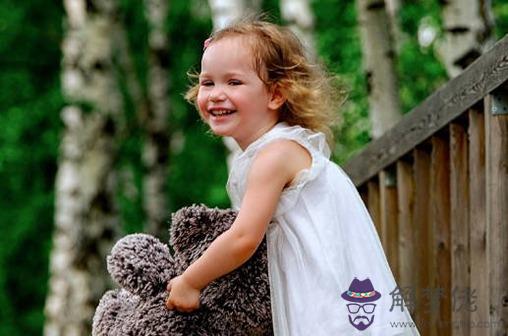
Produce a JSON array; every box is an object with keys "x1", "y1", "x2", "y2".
[{"x1": 209, "y1": 87, "x2": 226, "y2": 101}]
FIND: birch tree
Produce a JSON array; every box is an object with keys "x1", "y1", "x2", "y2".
[
  {"x1": 208, "y1": 0, "x2": 261, "y2": 31},
  {"x1": 437, "y1": 0, "x2": 495, "y2": 78},
  {"x1": 44, "y1": 0, "x2": 123, "y2": 335},
  {"x1": 356, "y1": 0, "x2": 402, "y2": 139},
  {"x1": 143, "y1": 0, "x2": 171, "y2": 238},
  {"x1": 279, "y1": 0, "x2": 317, "y2": 60},
  {"x1": 385, "y1": 0, "x2": 402, "y2": 52}
]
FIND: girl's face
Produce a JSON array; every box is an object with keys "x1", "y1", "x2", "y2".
[{"x1": 197, "y1": 35, "x2": 284, "y2": 150}]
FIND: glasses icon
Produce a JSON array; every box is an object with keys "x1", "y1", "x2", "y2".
[{"x1": 347, "y1": 303, "x2": 376, "y2": 314}]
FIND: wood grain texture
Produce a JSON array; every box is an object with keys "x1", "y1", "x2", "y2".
[
  {"x1": 485, "y1": 94, "x2": 508, "y2": 336},
  {"x1": 367, "y1": 178, "x2": 382, "y2": 237},
  {"x1": 413, "y1": 147, "x2": 431, "y2": 335},
  {"x1": 468, "y1": 107, "x2": 489, "y2": 332},
  {"x1": 396, "y1": 159, "x2": 415, "y2": 290},
  {"x1": 344, "y1": 34, "x2": 508, "y2": 186},
  {"x1": 449, "y1": 121, "x2": 470, "y2": 336},
  {"x1": 380, "y1": 168, "x2": 399, "y2": 279},
  {"x1": 430, "y1": 135, "x2": 451, "y2": 336}
]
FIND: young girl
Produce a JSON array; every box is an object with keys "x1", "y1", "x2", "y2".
[{"x1": 166, "y1": 19, "x2": 420, "y2": 335}]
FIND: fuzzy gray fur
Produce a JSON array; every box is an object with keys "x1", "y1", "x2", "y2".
[{"x1": 92, "y1": 204, "x2": 273, "y2": 335}]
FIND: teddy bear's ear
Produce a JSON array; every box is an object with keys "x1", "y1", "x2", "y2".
[
  {"x1": 169, "y1": 204, "x2": 237, "y2": 254},
  {"x1": 107, "y1": 234, "x2": 174, "y2": 298}
]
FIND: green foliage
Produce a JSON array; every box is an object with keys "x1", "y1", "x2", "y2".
[
  {"x1": 165, "y1": 0, "x2": 229, "y2": 209},
  {"x1": 0, "y1": 0, "x2": 63, "y2": 333},
  {"x1": 493, "y1": 1, "x2": 508, "y2": 38},
  {"x1": 313, "y1": 0, "x2": 370, "y2": 163},
  {"x1": 398, "y1": 1, "x2": 448, "y2": 113}
]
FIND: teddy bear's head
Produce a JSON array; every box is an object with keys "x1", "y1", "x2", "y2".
[
  {"x1": 169, "y1": 205, "x2": 238, "y2": 271},
  {"x1": 93, "y1": 204, "x2": 273, "y2": 336}
]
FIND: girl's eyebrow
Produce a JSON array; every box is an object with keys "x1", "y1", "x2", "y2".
[{"x1": 199, "y1": 70, "x2": 245, "y2": 78}]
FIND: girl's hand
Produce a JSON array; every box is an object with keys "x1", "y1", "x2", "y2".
[{"x1": 165, "y1": 275, "x2": 201, "y2": 313}]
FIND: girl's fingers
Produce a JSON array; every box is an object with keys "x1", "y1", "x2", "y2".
[
  {"x1": 166, "y1": 297, "x2": 174, "y2": 310},
  {"x1": 166, "y1": 280, "x2": 172, "y2": 292},
  {"x1": 166, "y1": 300, "x2": 198, "y2": 312},
  {"x1": 177, "y1": 306, "x2": 196, "y2": 313}
]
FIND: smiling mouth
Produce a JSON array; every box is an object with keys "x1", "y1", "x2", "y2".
[{"x1": 209, "y1": 109, "x2": 236, "y2": 116}]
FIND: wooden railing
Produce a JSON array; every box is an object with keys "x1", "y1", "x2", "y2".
[{"x1": 343, "y1": 35, "x2": 508, "y2": 336}]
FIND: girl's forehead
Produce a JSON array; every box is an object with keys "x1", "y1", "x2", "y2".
[
  {"x1": 200, "y1": 36, "x2": 257, "y2": 70},
  {"x1": 205, "y1": 35, "x2": 252, "y2": 54},
  {"x1": 220, "y1": 32, "x2": 254, "y2": 44}
]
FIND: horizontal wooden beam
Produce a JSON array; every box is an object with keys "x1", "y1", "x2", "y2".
[{"x1": 344, "y1": 34, "x2": 508, "y2": 186}]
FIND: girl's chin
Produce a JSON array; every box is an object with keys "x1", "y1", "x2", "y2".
[
  {"x1": 206, "y1": 123, "x2": 230, "y2": 137},
  {"x1": 207, "y1": 119, "x2": 237, "y2": 135}
]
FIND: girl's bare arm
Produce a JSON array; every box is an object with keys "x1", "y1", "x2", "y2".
[{"x1": 166, "y1": 140, "x2": 310, "y2": 311}]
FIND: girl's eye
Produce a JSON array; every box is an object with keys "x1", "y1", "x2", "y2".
[
  {"x1": 228, "y1": 80, "x2": 242, "y2": 86},
  {"x1": 200, "y1": 80, "x2": 213, "y2": 86}
]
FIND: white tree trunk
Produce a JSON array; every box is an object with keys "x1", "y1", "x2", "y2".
[
  {"x1": 208, "y1": 0, "x2": 261, "y2": 31},
  {"x1": 279, "y1": 0, "x2": 317, "y2": 60},
  {"x1": 44, "y1": 1, "x2": 123, "y2": 335},
  {"x1": 385, "y1": 0, "x2": 402, "y2": 53},
  {"x1": 437, "y1": 0, "x2": 495, "y2": 78},
  {"x1": 143, "y1": 0, "x2": 170, "y2": 238},
  {"x1": 356, "y1": 0, "x2": 402, "y2": 139}
]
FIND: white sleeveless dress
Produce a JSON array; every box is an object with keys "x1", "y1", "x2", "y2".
[{"x1": 226, "y1": 122, "x2": 420, "y2": 336}]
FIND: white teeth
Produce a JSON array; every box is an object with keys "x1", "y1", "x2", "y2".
[{"x1": 210, "y1": 109, "x2": 234, "y2": 116}]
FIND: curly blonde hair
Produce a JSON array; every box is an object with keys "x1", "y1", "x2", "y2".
[{"x1": 185, "y1": 19, "x2": 344, "y2": 146}]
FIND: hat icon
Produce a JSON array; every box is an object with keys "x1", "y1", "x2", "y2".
[{"x1": 341, "y1": 278, "x2": 381, "y2": 303}]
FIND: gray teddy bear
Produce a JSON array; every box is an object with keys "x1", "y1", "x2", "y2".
[{"x1": 92, "y1": 204, "x2": 273, "y2": 335}]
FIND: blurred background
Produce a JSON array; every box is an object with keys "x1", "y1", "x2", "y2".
[{"x1": 0, "y1": 0, "x2": 507, "y2": 334}]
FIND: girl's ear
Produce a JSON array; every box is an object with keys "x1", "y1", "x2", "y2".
[{"x1": 268, "y1": 85, "x2": 286, "y2": 111}]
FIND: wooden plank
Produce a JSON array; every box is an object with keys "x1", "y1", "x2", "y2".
[
  {"x1": 449, "y1": 121, "x2": 470, "y2": 336},
  {"x1": 344, "y1": 35, "x2": 508, "y2": 186},
  {"x1": 468, "y1": 107, "x2": 489, "y2": 333},
  {"x1": 485, "y1": 93, "x2": 508, "y2": 335},
  {"x1": 380, "y1": 168, "x2": 399, "y2": 279},
  {"x1": 413, "y1": 147, "x2": 432, "y2": 335},
  {"x1": 359, "y1": 185, "x2": 368, "y2": 207},
  {"x1": 430, "y1": 135, "x2": 451, "y2": 336},
  {"x1": 367, "y1": 178, "x2": 382, "y2": 237},
  {"x1": 396, "y1": 158, "x2": 415, "y2": 290}
]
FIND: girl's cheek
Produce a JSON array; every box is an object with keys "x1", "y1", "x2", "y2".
[
  {"x1": 196, "y1": 96, "x2": 208, "y2": 120},
  {"x1": 196, "y1": 92, "x2": 206, "y2": 110}
]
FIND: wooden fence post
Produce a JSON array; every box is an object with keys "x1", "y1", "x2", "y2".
[
  {"x1": 485, "y1": 88, "x2": 508, "y2": 335},
  {"x1": 413, "y1": 146, "x2": 432, "y2": 334},
  {"x1": 450, "y1": 119, "x2": 470, "y2": 336},
  {"x1": 396, "y1": 158, "x2": 415, "y2": 292},
  {"x1": 430, "y1": 134, "x2": 451, "y2": 336},
  {"x1": 468, "y1": 106, "x2": 488, "y2": 335},
  {"x1": 368, "y1": 177, "x2": 382, "y2": 237},
  {"x1": 380, "y1": 167, "x2": 399, "y2": 279}
]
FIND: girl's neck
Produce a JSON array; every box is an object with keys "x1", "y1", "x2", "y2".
[{"x1": 236, "y1": 121, "x2": 285, "y2": 151}]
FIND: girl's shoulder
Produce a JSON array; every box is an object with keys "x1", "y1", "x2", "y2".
[
  {"x1": 250, "y1": 139, "x2": 312, "y2": 188},
  {"x1": 257, "y1": 138, "x2": 310, "y2": 158}
]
